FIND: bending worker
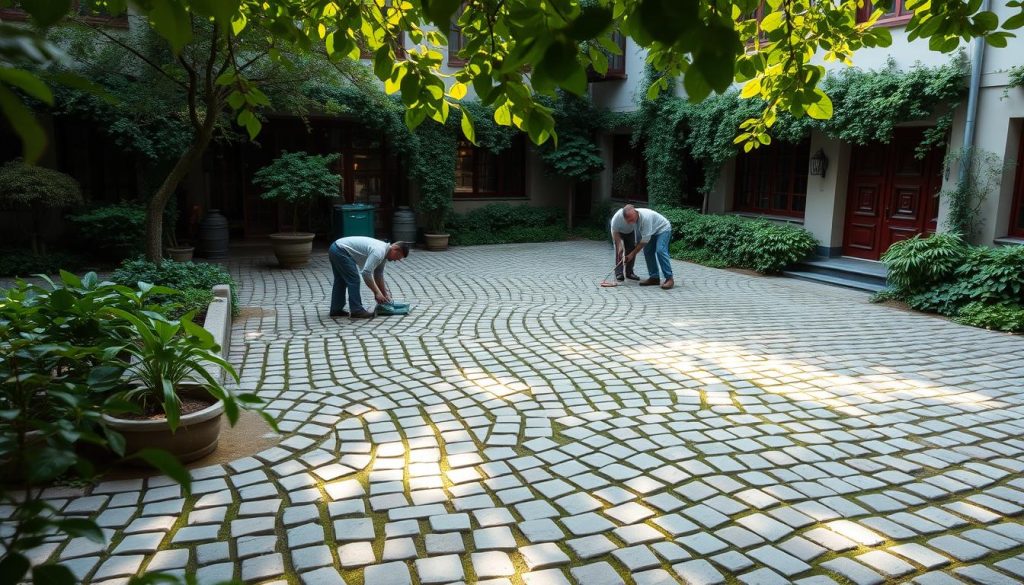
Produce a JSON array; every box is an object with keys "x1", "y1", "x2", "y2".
[
  {"x1": 619, "y1": 205, "x2": 674, "y2": 290},
  {"x1": 328, "y1": 236, "x2": 410, "y2": 319},
  {"x1": 609, "y1": 205, "x2": 640, "y2": 282}
]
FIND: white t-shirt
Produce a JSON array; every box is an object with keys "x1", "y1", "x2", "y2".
[
  {"x1": 336, "y1": 236, "x2": 388, "y2": 278},
  {"x1": 635, "y1": 208, "x2": 671, "y2": 244}
]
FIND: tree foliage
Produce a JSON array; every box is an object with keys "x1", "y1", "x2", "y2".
[{"x1": 2, "y1": 0, "x2": 1021, "y2": 163}]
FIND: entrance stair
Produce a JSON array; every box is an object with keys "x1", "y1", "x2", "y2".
[{"x1": 783, "y1": 256, "x2": 888, "y2": 293}]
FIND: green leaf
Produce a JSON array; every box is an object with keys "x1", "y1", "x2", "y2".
[
  {"x1": 566, "y1": 5, "x2": 612, "y2": 40},
  {"x1": 1003, "y1": 12, "x2": 1024, "y2": 29},
  {"x1": 0, "y1": 553, "x2": 30, "y2": 585},
  {"x1": 373, "y1": 45, "x2": 392, "y2": 81},
  {"x1": 148, "y1": 0, "x2": 193, "y2": 54},
  {"x1": 422, "y1": 0, "x2": 462, "y2": 28},
  {"x1": 588, "y1": 45, "x2": 609, "y2": 76},
  {"x1": 637, "y1": 0, "x2": 698, "y2": 44},
  {"x1": 28, "y1": 446, "x2": 77, "y2": 483},
  {"x1": 761, "y1": 11, "x2": 785, "y2": 32},
  {"x1": 32, "y1": 564, "x2": 75, "y2": 585},
  {"x1": 190, "y1": 0, "x2": 240, "y2": 29},
  {"x1": 57, "y1": 519, "x2": 104, "y2": 543},
  {"x1": 460, "y1": 107, "x2": 476, "y2": 144},
  {"x1": 20, "y1": 0, "x2": 72, "y2": 27},
  {"x1": 684, "y1": 69, "x2": 712, "y2": 102},
  {"x1": 0, "y1": 68, "x2": 53, "y2": 104},
  {"x1": 0, "y1": 86, "x2": 46, "y2": 163},
  {"x1": 973, "y1": 10, "x2": 999, "y2": 32},
  {"x1": 135, "y1": 448, "x2": 192, "y2": 493},
  {"x1": 806, "y1": 89, "x2": 833, "y2": 119}
]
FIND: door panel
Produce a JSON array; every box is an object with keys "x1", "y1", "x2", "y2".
[{"x1": 843, "y1": 128, "x2": 945, "y2": 259}]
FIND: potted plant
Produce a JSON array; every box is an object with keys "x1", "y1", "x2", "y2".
[
  {"x1": 164, "y1": 198, "x2": 194, "y2": 262},
  {"x1": 253, "y1": 151, "x2": 341, "y2": 267},
  {"x1": 101, "y1": 304, "x2": 245, "y2": 463},
  {"x1": 418, "y1": 187, "x2": 452, "y2": 251}
]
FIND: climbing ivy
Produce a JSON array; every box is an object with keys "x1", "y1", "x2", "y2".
[
  {"x1": 632, "y1": 57, "x2": 967, "y2": 204},
  {"x1": 942, "y1": 147, "x2": 1009, "y2": 242},
  {"x1": 536, "y1": 92, "x2": 610, "y2": 182}
]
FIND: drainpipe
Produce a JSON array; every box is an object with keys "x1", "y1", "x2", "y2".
[{"x1": 957, "y1": 0, "x2": 989, "y2": 190}]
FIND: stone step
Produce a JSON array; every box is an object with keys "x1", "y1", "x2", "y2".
[{"x1": 782, "y1": 269, "x2": 886, "y2": 293}]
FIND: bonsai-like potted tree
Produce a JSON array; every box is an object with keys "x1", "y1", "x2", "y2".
[
  {"x1": 0, "y1": 160, "x2": 83, "y2": 256},
  {"x1": 101, "y1": 302, "x2": 249, "y2": 463},
  {"x1": 164, "y1": 198, "x2": 194, "y2": 262},
  {"x1": 253, "y1": 151, "x2": 341, "y2": 267}
]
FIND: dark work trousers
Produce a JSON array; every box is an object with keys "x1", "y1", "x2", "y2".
[{"x1": 615, "y1": 230, "x2": 637, "y2": 278}]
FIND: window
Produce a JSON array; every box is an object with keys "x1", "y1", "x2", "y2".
[
  {"x1": 448, "y1": 18, "x2": 467, "y2": 66},
  {"x1": 1011, "y1": 130, "x2": 1024, "y2": 237},
  {"x1": 454, "y1": 136, "x2": 526, "y2": 198},
  {"x1": 733, "y1": 140, "x2": 810, "y2": 217},
  {"x1": 857, "y1": 0, "x2": 912, "y2": 26},
  {"x1": 1, "y1": 1, "x2": 127, "y2": 26},
  {"x1": 611, "y1": 134, "x2": 647, "y2": 202}
]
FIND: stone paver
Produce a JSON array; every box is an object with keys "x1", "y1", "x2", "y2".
[{"x1": 12, "y1": 242, "x2": 1024, "y2": 584}]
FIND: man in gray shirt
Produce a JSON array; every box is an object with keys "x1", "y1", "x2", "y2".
[
  {"x1": 328, "y1": 236, "x2": 410, "y2": 318},
  {"x1": 620, "y1": 205, "x2": 674, "y2": 289},
  {"x1": 609, "y1": 206, "x2": 640, "y2": 281}
]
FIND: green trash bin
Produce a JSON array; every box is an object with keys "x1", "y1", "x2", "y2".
[{"x1": 332, "y1": 203, "x2": 376, "y2": 239}]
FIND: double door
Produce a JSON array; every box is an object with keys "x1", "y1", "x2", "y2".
[{"x1": 842, "y1": 128, "x2": 945, "y2": 259}]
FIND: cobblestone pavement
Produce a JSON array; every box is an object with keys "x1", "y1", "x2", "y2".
[{"x1": 17, "y1": 241, "x2": 1024, "y2": 584}]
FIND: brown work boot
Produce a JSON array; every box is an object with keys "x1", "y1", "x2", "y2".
[
  {"x1": 661, "y1": 278, "x2": 675, "y2": 290},
  {"x1": 350, "y1": 310, "x2": 375, "y2": 319},
  {"x1": 639, "y1": 277, "x2": 660, "y2": 286}
]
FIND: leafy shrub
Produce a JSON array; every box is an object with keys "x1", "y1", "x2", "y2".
[
  {"x1": 952, "y1": 245, "x2": 1024, "y2": 305},
  {"x1": 449, "y1": 204, "x2": 569, "y2": 245},
  {"x1": 659, "y1": 207, "x2": 816, "y2": 274},
  {"x1": 955, "y1": 302, "x2": 1024, "y2": 333},
  {"x1": 111, "y1": 258, "x2": 238, "y2": 317},
  {"x1": 0, "y1": 248, "x2": 85, "y2": 277},
  {"x1": 0, "y1": 160, "x2": 83, "y2": 254},
  {"x1": 168, "y1": 287, "x2": 215, "y2": 321},
  {"x1": 670, "y1": 242, "x2": 730, "y2": 268},
  {"x1": 68, "y1": 202, "x2": 147, "y2": 260},
  {"x1": 739, "y1": 222, "x2": 818, "y2": 274},
  {"x1": 881, "y1": 232, "x2": 968, "y2": 294},
  {"x1": 570, "y1": 226, "x2": 608, "y2": 241}
]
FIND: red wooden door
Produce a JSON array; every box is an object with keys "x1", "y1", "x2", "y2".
[{"x1": 843, "y1": 128, "x2": 944, "y2": 259}]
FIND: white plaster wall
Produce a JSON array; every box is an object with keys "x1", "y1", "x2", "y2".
[{"x1": 590, "y1": 38, "x2": 649, "y2": 113}]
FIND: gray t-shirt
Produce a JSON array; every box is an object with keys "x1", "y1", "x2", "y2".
[
  {"x1": 635, "y1": 208, "x2": 671, "y2": 244},
  {"x1": 336, "y1": 236, "x2": 388, "y2": 278}
]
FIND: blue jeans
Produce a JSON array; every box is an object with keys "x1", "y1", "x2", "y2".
[
  {"x1": 329, "y1": 243, "x2": 364, "y2": 314},
  {"x1": 643, "y1": 230, "x2": 673, "y2": 280}
]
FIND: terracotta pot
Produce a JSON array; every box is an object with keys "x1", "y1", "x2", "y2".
[
  {"x1": 424, "y1": 232, "x2": 450, "y2": 251},
  {"x1": 166, "y1": 246, "x2": 194, "y2": 262},
  {"x1": 269, "y1": 232, "x2": 315, "y2": 267},
  {"x1": 102, "y1": 389, "x2": 224, "y2": 464}
]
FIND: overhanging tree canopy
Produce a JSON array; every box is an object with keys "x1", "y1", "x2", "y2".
[{"x1": 2, "y1": 0, "x2": 1020, "y2": 161}]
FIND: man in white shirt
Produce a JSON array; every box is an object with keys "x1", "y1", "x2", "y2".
[
  {"x1": 621, "y1": 205, "x2": 674, "y2": 289},
  {"x1": 328, "y1": 236, "x2": 410, "y2": 318},
  {"x1": 609, "y1": 207, "x2": 640, "y2": 281}
]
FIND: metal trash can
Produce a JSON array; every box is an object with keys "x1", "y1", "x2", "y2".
[{"x1": 332, "y1": 203, "x2": 376, "y2": 239}]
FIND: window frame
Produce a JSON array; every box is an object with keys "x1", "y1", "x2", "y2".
[
  {"x1": 732, "y1": 139, "x2": 810, "y2": 218},
  {"x1": 857, "y1": 0, "x2": 913, "y2": 27},
  {"x1": 448, "y1": 18, "x2": 467, "y2": 66},
  {"x1": 1010, "y1": 129, "x2": 1024, "y2": 237},
  {"x1": 453, "y1": 135, "x2": 527, "y2": 199},
  {"x1": 604, "y1": 31, "x2": 627, "y2": 80}
]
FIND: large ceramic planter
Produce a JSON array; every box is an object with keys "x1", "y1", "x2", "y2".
[
  {"x1": 424, "y1": 233, "x2": 450, "y2": 251},
  {"x1": 166, "y1": 246, "x2": 194, "y2": 262},
  {"x1": 103, "y1": 392, "x2": 224, "y2": 464},
  {"x1": 269, "y1": 232, "x2": 315, "y2": 267}
]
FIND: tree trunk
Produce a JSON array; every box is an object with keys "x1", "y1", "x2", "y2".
[{"x1": 144, "y1": 115, "x2": 221, "y2": 262}]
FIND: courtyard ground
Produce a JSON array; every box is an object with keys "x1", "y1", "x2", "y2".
[{"x1": 18, "y1": 241, "x2": 1024, "y2": 584}]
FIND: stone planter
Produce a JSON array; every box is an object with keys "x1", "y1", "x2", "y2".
[
  {"x1": 166, "y1": 246, "x2": 194, "y2": 262},
  {"x1": 269, "y1": 232, "x2": 315, "y2": 267},
  {"x1": 424, "y1": 233, "x2": 450, "y2": 251},
  {"x1": 102, "y1": 386, "x2": 224, "y2": 464}
]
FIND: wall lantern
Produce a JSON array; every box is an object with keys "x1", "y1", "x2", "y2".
[{"x1": 809, "y1": 148, "x2": 829, "y2": 178}]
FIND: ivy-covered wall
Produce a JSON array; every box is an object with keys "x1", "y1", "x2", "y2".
[{"x1": 625, "y1": 57, "x2": 967, "y2": 209}]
